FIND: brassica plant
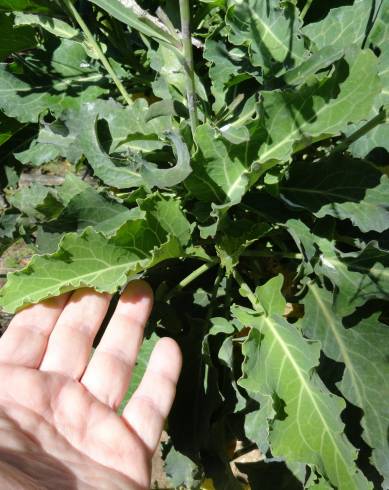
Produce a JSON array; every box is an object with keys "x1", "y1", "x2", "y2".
[{"x1": 0, "y1": 0, "x2": 388, "y2": 488}]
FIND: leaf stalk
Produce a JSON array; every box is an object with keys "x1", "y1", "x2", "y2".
[
  {"x1": 166, "y1": 259, "x2": 218, "y2": 300},
  {"x1": 331, "y1": 108, "x2": 388, "y2": 155},
  {"x1": 233, "y1": 270, "x2": 264, "y2": 313},
  {"x1": 241, "y1": 250, "x2": 303, "y2": 260},
  {"x1": 64, "y1": 0, "x2": 133, "y2": 106},
  {"x1": 301, "y1": 0, "x2": 314, "y2": 20}
]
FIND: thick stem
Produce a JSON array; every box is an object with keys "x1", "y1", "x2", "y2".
[
  {"x1": 301, "y1": 0, "x2": 314, "y2": 20},
  {"x1": 179, "y1": 0, "x2": 198, "y2": 135},
  {"x1": 64, "y1": 0, "x2": 133, "y2": 106}
]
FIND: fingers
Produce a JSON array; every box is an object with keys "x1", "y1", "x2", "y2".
[
  {"x1": 0, "y1": 294, "x2": 70, "y2": 368},
  {"x1": 81, "y1": 280, "x2": 153, "y2": 409},
  {"x1": 123, "y1": 337, "x2": 182, "y2": 454},
  {"x1": 39, "y1": 289, "x2": 111, "y2": 378}
]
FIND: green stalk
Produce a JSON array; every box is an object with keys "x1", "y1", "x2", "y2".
[
  {"x1": 241, "y1": 250, "x2": 303, "y2": 260},
  {"x1": 301, "y1": 0, "x2": 314, "y2": 20},
  {"x1": 233, "y1": 270, "x2": 264, "y2": 313},
  {"x1": 331, "y1": 109, "x2": 388, "y2": 155},
  {"x1": 165, "y1": 259, "x2": 218, "y2": 300},
  {"x1": 64, "y1": 0, "x2": 133, "y2": 106},
  {"x1": 179, "y1": 0, "x2": 198, "y2": 135}
]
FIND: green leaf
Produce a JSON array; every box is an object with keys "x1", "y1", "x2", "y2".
[
  {"x1": 315, "y1": 240, "x2": 389, "y2": 316},
  {"x1": 7, "y1": 183, "x2": 63, "y2": 220},
  {"x1": 118, "y1": 332, "x2": 159, "y2": 414},
  {"x1": 204, "y1": 39, "x2": 255, "y2": 113},
  {"x1": 0, "y1": 212, "x2": 18, "y2": 240},
  {"x1": 256, "y1": 50, "x2": 381, "y2": 165},
  {"x1": 15, "y1": 119, "x2": 82, "y2": 166},
  {"x1": 302, "y1": 284, "x2": 389, "y2": 486},
  {"x1": 0, "y1": 112, "x2": 22, "y2": 147},
  {"x1": 284, "y1": 218, "x2": 317, "y2": 264},
  {"x1": 57, "y1": 173, "x2": 90, "y2": 205},
  {"x1": 254, "y1": 274, "x2": 286, "y2": 316},
  {"x1": 0, "y1": 193, "x2": 191, "y2": 312},
  {"x1": 347, "y1": 50, "x2": 389, "y2": 158},
  {"x1": 186, "y1": 123, "x2": 252, "y2": 205},
  {"x1": 226, "y1": 0, "x2": 305, "y2": 75},
  {"x1": 282, "y1": 46, "x2": 344, "y2": 86},
  {"x1": 0, "y1": 13, "x2": 37, "y2": 61},
  {"x1": 70, "y1": 98, "x2": 190, "y2": 189},
  {"x1": 234, "y1": 297, "x2": 372, "y2": 489},
  {"x1": 0, "y1": 0, "x2": 55, "y2": 13},
  {"x1": 302, "y1": 0, "x2": 372, "y2": 51},
  {"x1": 13, "y1": 12, "x2": 79, "y2": 39},
  {"x1": 164, "y1": 443, "x2": 202, "y2": 489},
  {"x1": 280, "y1": 156, "x2": 389, "y2": 233},
  {"x1": 369, "y1": 0, "x2": 389, "y2": 49},
  {"x1": 150, "y1": 45, "x2": 207, "y2": 104},
  {"x1": 45, "y1": 187, "x2": 134, "y2": 236},
  {"x1": 216, "y1": 219, "x2": 271, "y2": 274},
  {"x1": 285, "y1": 219, "x2": 389, "y2": 315},
  {"x1": 87, "y1": 0, "x2": 178, "y2": 46},
  {"x1": 0, "y1": 63, "x2": 105, "y2": 123},
  {"x1": 80, "y1": 122, "x2": 190, "y2": 189}
]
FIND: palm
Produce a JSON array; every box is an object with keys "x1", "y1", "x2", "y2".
[{"x1": 0, "y1": 282, "x2": 181, "y2": 490}]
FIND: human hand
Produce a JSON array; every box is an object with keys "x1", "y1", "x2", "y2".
[{"x1": 0, "y1": 281, "x2": 181, "y2": 490}]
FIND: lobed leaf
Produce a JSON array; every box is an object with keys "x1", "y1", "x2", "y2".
[
  {"x1": 0, "y1": 194, "x2": 191, "y2": 312},
  {"x1": 280, "y1": 156, "x2": 389, "y2": 233},
  {"x1": 256, "y1": 50, "x2": 381, "y2": 165},
  {"x1": 234, "y1": 281, "x2": 372, "y2": 489},
  {"x1": 302, "y1": 284, "x2": 389, "y2": 486}
]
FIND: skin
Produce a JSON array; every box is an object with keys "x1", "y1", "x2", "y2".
[{"x1": 0, "y1": 280, "x2": 182, "y2": 489}]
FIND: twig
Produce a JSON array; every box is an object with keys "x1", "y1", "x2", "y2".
[
  {"x1": 179, "y1": 0, "x2": 199, "y2": 135},
  {"x1": 118, "y1": 0, "x2": 203, "y2": 49},
  {"x1": 64, "y1": 0, "x2": 133, "y2": 106}
]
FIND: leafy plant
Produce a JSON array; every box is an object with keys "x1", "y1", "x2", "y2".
[{"x1": 0, "y1": 0, "x2": 388, "y2": 488}]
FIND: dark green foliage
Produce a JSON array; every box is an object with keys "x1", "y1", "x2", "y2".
[{"x1": 0, "y1": 0, "x2": 388, "y2": 488}]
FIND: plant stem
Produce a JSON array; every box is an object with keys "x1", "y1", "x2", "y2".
[
  {"x1": 64, "y1": 0, "x2": 133, "y2": 106},
  {"x1": 301, "y1": 0, "x2": 314, "y2": 20},
  {"x1": 166, "y1": 259, "x2": 218, "y2": 300},
  {"x1": 205, "y1": 267, "x2": 223, "y2": 323},
  {"x1": 330, "y1": 108, "x2": 388, "y2": 155},
  {"x1": 233, "y1": 270, "x2": 263, "y2": 312},
  {"x1": 241, "y1": 250, "x2": 303, "y2": 260},
  {"x1": 179, "y1": 0, "x2": 198, "y2": 135}
]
